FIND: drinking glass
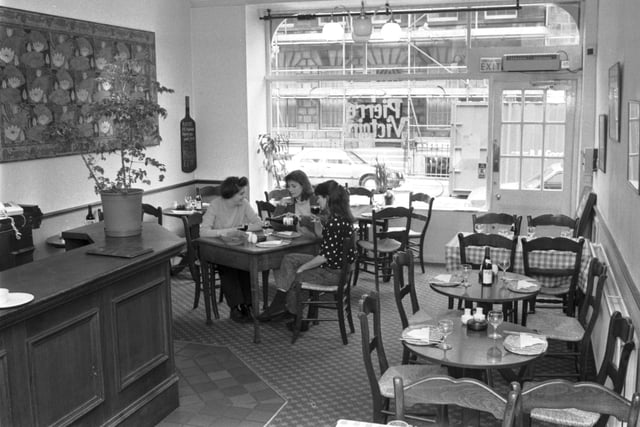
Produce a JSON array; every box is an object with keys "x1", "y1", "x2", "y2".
[
  {"x1": 474, "y1": 223, "x2": 485, "y2": 233},
  {"x1": 487, "y1": 310, "x2": 504, "y2": 339},
  {"x1": 527, "y1": 226, "x2": 536, "y2": 238},
  {"x1": 438, "y1": 319, "x2": 454, "y2": 350},
  {"x1": 498, "y1": 259, "x2": 510, "y2": 282},
  {"x1": 460, "y1": 264, "x2": 472, "y2": 287},
  {"x1": 184, "y1": 196, "x2": 194, "y2": 210}
]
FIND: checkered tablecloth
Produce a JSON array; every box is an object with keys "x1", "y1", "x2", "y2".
[{"x1": 445, "y1": 234, "x2": 592, "y2": 291}]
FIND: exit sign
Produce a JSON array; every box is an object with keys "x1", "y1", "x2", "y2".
[{"x1": 480, "y1": 57, "x2": 502, "y2": 72}]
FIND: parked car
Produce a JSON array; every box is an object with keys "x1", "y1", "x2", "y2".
[
  {"x1": 466, "y1": 163, "x2": 564, "y2": 208},
  {"x1": 285, "y1": 148, "x2": 404, "y2": 190}
]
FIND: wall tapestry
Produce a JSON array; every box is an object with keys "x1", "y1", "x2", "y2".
[{"x1": 0, "y1": 6, "x2": 157, "y2": 163}]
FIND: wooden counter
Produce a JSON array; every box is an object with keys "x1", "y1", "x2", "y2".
[{"x1": 0, "y1": 223, "x2": 184, "y2": 426}]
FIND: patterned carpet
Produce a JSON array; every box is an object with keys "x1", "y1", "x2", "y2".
[{"x1": 160, "y1": 263, "x2": 593, "y2": 427}]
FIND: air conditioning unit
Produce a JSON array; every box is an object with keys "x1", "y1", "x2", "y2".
[{"x1": 502, "y1": 53, "x2": 561, "y2": 72}]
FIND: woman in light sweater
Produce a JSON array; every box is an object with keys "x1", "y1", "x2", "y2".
[{"x1": 200, "y1": 176, "x2": 262, "y2": 323}]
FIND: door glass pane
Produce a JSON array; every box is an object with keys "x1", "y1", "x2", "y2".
[
  {"x1": 544, "y1": 124, "x2": 565, "y2": 156},
  {"x1": 546, "y1": 89, "x2": 567, "y2": 122},
  {"x1": 521, "y1": 158, "x2": 542, "y2": 190},
  {"x1": 501, "y1": 124, "x2": 521, "y2": 155},
  {"x1": 501, "y1": 90, "x2": 522, "y2": 122},
  {"x1": 542, "y1": 159, "x2": 564, "y2": 190},
  {"x1": 523, "y1": 90, "x2": 544, "y2": 122},
  {"x1": 522, "y1": 124, "x2": 543, "y2": 156},
  {"x1": 499, "y1": 157, "x2": 520, "y2": 189}
]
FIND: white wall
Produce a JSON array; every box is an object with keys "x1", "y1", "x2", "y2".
[{"x1": 0, "y1": 0, "x2": 194, "y2": 213}]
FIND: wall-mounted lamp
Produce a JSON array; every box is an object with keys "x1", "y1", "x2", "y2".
[{"x1": 380, "y1": 2, "x2": 401, "y2": 42}]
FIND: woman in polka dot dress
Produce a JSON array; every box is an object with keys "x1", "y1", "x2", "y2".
[{"x1": 258, "y1": 180, "x2": 356, "y2": 324}]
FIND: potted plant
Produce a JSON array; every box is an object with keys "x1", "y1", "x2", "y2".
[
  {"x1": 257, "y1": 133, "x2": 290, "y2": 188},
  {"x1": 46, "y1": 57, "x2": 173, "y2": 237},
  {"x1": 374, "y1": 158, "x2": 395, "y2": 204}
]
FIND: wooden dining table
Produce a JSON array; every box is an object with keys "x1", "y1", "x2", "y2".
[
  {"x1": 430, "y1": 271, "x2": 540, "y2": 325},
  {"x1": 197, "y1": 234, "x2": 319, "y2": 343},
  {"x1": 403, "y1": 311, "x2": 545, "y2": 384}
]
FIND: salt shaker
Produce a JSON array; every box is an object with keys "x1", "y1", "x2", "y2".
[
  {"x1": 461, "y1": 308, "x2": 473, "y2": 325},
  {"x1": 473, "y1": 307, "x2": 485, "y2": 321}
]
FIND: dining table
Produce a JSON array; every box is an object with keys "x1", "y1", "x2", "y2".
[
  {"x1": 445, "y1": 232, "x2": 593, "y2": 291},
  {"x1": 430, "y1": 271, "x2": 541, "y2": 325},
  {"x1": 197, "y1": 233, "x2": 320, "y2": 343},
  {"x1": 402, "y1": 310, "x2": 546, "y2": 384}
]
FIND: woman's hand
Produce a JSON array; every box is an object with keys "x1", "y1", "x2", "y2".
[{"x1": 224, "y1": 229, "x2": 247, "y2": 238}]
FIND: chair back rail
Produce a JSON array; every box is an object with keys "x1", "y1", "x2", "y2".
[
  {"x1": 472, "y1": 212, "x2": 522, "y2": 236},
  {"x1": 264, "y1": 188, "x2": 290, "y2": 202},
  {"x1": 394, "y1": 375, "x2": 522, "y2": 426},
  {"x1": 407, "y1": 192, "x2": 435, "y2": 273},
  {"x1": 521, "y1": 379, "x2": 640, "y2": 427},
  {"x1": 142, "y1": 204, "x2": 163, "y2": 225},
  {"x1": 596, "y1": 311, "x2": 636, "y2": 393},
  {"x1": 527, "y1": 213, "x2": 579, "y2": 237},
  {"x1": 457, "y1": 232, "x2": 518, "y2": 271}
]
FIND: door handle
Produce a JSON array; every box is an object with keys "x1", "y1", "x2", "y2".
[{"x1": 495, "y1": 193, "x2": 501, "y2": 200}]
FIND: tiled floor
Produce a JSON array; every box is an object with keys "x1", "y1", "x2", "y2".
[{"x1": 157, "y1": 341, "x2": 285, "y2": 427}]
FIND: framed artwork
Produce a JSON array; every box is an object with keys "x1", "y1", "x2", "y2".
[
  {"x1": 628, "y1": 100, "x2": 640, "y2": 191},
  {"x1": 598, "y1": 114, "x2": 607, "y2": 172},
  {"x1": 0, "y1": 6, "x2": 157, "y2": 163},
  {"x1": 608, "y1": 62, "x2": 621, "y2": 142}
]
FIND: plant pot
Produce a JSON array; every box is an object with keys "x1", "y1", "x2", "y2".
[{"x1": 100, "y1": 188, "x2": 144, "y2": 237}]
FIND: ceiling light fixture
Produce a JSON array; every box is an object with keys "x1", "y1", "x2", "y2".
[
  {"x1": 351, "y1": 1, "x2": 373, "y2": 43},
  {"x1": 322, "y1": 6, "x2": 349, "y2": 41},
  {"x1": 380, "y1": 2, "x2": 401, "y2": 42}
]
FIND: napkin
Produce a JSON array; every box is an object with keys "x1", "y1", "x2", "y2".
[
  {"x1": 405, "y1": 327, "x2": 432, "y2": 341},
  {"x1": 434, "y1": 274, "x2": 452, "y2": 282},
  {"x1": 516, "y1": 334, "x2": 546, "y2": 348},
  {"x1": 517, "y1": 280, "x2": 537, "y2": 290},
  {"x1": 278, "y1": 231, "x2": 294, "y2": 237}
]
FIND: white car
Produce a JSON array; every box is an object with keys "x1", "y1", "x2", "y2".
[
  {"x1": 285, "y1": 148, "x2": 404, "y2": 190},
  {"x1": 466, "y1": 163, "x2": 564, "y2": 208}
]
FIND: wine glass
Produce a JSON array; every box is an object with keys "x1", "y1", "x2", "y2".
[
  {"x1": 497, "y1": 258, "x2": 510, "y2": 282},
  {"x1": 460, "y1": 264, "x2": 472, "y2": 287},
  {"x1": 184, "y1": 196, "x2": 194, "y2": 210},
  {"x1": 474, "y1": 223, "x2": 485, "y2": 233},
  {"x1": 527, "y1": 226, "x2": 536, "y2": 238},
  {"x1": 438, "y1": 319, "x2": 454, "y2": 350},
  {"x1": 487, "y1": 310, "x2": 504, "y2": 339}
]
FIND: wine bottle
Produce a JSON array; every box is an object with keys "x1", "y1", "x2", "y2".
[
  {"x1": 194, "y1": 187, "x2": 203, "y2": 210},
  {"x1": 269, "y1": 215, "x2": 298, "y2": 227},
  {"x1": 180, "y1": 95, "x2": 197, "y2": 173},
  {"x1": 85, "y1": 205, "x2": 96, "y2": 224},
  {"x1": 481, "y1": 246, "x2": 494, "y2": 286}
]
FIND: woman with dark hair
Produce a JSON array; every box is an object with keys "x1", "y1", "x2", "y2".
[
  {"x1": 258, "y1": 180, "x2": 355, "y2": 324},
  {"x1": 201, "y1": 176, "x2": 262, "y2": 323},
  {"x1": 272, "y1": 169, "x2": 320, "y2": 236}
]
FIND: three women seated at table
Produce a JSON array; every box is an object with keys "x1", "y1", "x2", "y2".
[{"x1": 200, "y1": 174, "x2": 355, "y2": 327}]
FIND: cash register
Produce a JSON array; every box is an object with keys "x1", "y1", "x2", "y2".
[{"x1": 0, "y1": 203, "x2": 43, "y2": 271}]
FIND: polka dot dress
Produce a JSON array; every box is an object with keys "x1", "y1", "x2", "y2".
[{"x1": 319, "y1": 216, "x2": 356, "y2": 269}]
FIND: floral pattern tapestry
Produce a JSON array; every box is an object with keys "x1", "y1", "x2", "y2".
[{"x1": 0, "y1": 6, "x2": 157, "y2": 163}]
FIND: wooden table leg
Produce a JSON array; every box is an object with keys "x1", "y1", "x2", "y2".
[
  {"x1": 201, "y1": 260, "x2": 213, "y2": 325},
  {"x1": 249, "y1": 258, "x2": 261, "y2": 343}
]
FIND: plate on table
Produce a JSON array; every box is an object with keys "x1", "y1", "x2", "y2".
[
  {"x1": 503, "y1": 334, "x2": 548, "y2": 355},
  {"x1": 430, "y1": 274, "x2": 461, "y2": 287},
  {"x1": 0, "y1": 292, "x2": 35, "y2": 309},
  {"x1": 256, "y1": 240, "x2": 291, "y2": 248},
  {"x1": 274, "y1": 231, "x2": 301, "y2": 239},
  {"x1": 401, "y1": 325, "x2": 444, "y2": 346},
  {"x1": 360, "y1": 212, "x2": 372, "y2": 218},
  {"x1": 506, "y1": 280, "x2": 540, "y2": 293}
]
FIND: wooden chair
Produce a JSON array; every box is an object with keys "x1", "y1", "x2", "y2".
[
  {"x1": 457, "y1": 232, "x2": 520, "y2": 319},
  {"x1": 472, "y1": 212, "x2": 522, "y2": 236},
  {"x1": 180, "y1": 212, "x2": 220, "y2": 318},
  {"x1": 353, "y1": 206, "x2": 412, "y2": 292},
  {"x1": 527, "y1": 213, "x2": 578, "y2": 237},
  {"x1": 142, "y1": 204, "x2": 163, "y2": 225},
  {"x1": 521, "y1": 236, "x2": 584, "y2": 316},
  {"x1": 348, "y1": 186, "x2": 374, "y2": 206},
  {"x1": 575, "y1": 190, "x2": 597, "y2": 238},
  {"x1": 523, "y1": 311, "x2": 635, "y2": 427},
  {"x1": 290, "y1": 236, "x2": 356, "y2": 344},
  {"x1": 406, "y1": 192, "x2": 434, "y2": 273},
  {"x1": 264, "y1": 188, "x2": 290, "y2": 203},
  {"x1": 526, "y1": 257, "x2": 607, "y2": 380},
  {"x1": 392, "y1": 251, "x2": 456, "y2": 364},
  {"x1": 255, "y1": 200, "x2": 276, "y2": 220},
  {"x1": 393, "y1": 375, "x2": 522, "y2": 427},
  {"x1": 521, "y1": 379, "x2": 640, "y2": 427},
  {"x1": 358, "y1": 292, "x2": 445, "y2": 424}
]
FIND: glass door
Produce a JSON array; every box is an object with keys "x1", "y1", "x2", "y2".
[{"x1": 488, "y1": 79, "x2": 577, "y2": 217}]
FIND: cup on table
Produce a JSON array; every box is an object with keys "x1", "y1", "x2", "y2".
[
  {"x1": 387, "y1": 421, "x2": 410, "y2": 427},
  {"x1": 474, "y1": 224, "x2": 486, "y2": 233},
  {"x1": 460, "y1": 264, "x2": 472, "y2": 287},
  {"x1": 0, "y1": 288, "x2": 9, "y2": 305}
]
